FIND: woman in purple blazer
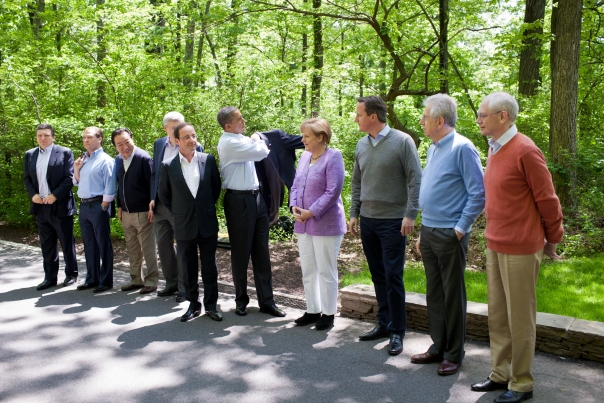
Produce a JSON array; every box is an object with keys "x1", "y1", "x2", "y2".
[{"x1": 290, "y1": 118, "x2": 347, "y2": 330}]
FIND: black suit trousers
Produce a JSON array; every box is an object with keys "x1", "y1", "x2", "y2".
[
  {"x1": 36, "y1": 205, "x2": 78, "y2": 281},
  {"x1": 223, "y1": 192, "x2": 274, "y2": 308},
  {"x1": 177, "y1": 234, "x2": 219, "y2": 310},
  {"x1": 79, "y1": 201, "x2": 113, "y2": 287}
]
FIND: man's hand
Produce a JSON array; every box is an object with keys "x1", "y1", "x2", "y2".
[
  {"x1": 117, "y1": 207, "x2": 122, "y2": 222},
  {"x1": 544, "y1": 242, "x2": 560, "y2": 259},
  {"x1": 149, "y1": 200, "x2": 155, "y2": 210},
  {"x1": 251, "y1": 132, "x2": 262, "y2": 142},
  {"x1": 455, "y1": 230, "x2": 463, "y2": 241},
  {"x1": 349, "y1": 217, "x2": 359, "y2": 237},
  {"x1": 43, "y1": 194, "x2": 57, "y2": 205},
  {"x1": 32, "y1": 194, "x2": 43, "y2": 204},
  {"x1": 400, "y1": 217, "x2": 415, "y2": 236},
  {"x1": 147, "y1": 207, "x2": 154, "y2": 223},
  {"x1": 415, "y1": 233, "x2": 421, "y2": 257}
]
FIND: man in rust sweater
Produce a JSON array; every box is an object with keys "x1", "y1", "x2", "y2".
[{"x1": 470, "y1": 92, "x2": 563, "y2": 403}]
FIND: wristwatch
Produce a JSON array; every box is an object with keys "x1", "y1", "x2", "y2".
[{"x1": 101, "y1": 205, "x2": 108, "y2": 212}]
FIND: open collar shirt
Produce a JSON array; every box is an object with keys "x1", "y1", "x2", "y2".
[{"x1": 36, "y1": 144, "x2": 54, "y2": 198}]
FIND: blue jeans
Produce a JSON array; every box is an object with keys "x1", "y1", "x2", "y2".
[{"x1": 360, "y1": 216, "x2": 407, "y2": 335}]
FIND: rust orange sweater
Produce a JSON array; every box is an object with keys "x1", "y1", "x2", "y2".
[{"x1": 484, "y1": 133, "x2": 563, "y2": 254}]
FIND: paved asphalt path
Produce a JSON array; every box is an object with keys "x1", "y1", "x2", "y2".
[{"x1": 1, "y1": 241, "x2": 603, "y2": 403}]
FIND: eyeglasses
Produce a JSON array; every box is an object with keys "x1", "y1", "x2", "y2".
[{"x1": 476, "y1": 111, "x2": 502, "y2": 120}]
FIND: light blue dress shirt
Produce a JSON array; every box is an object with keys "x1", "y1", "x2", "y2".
[{"x1": 73, "y1": 147, "x2": 115, "y2": 202}]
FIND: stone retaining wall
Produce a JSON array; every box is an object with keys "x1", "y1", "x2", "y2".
[{"x1": 340, "y1": 284, "x2": 604, "y2": 363}]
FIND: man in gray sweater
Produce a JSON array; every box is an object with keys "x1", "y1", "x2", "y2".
[{"x1": 349, "y1": 95, "x2": 422, "y2": 356}]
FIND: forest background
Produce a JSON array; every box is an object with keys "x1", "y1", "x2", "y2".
[{"x1": 0, "y1": 0, "x2": 601, "y2": 257}]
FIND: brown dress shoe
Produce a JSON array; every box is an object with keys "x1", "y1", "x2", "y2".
[
  {"x1": 121, "y1": 283, "x2": 144, "y2": 292},
  {"x1": 140, "y1": 285, "x2": 157, "y2": 294},
  {"x1": 411, "y1": 351, "x2": 442, "y2": 364},
  {"x1": 437, "y1": 359, "x2": 462, "y2": 376}
]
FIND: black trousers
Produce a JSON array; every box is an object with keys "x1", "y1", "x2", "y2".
[
  {"x1": 420, "y1": 225, "x2": 469, "y2": 363},
  {"x1": 79, "y1": 200, "x2": 113, "y2": 287},
  {"x1": 177, "y1": 233, "x2": 219, "y2": 310},
  {"x1": 36, "y1": 205, "x2": 78, "y2": 281},
  {"x1": 223, "y1": 191, "x2": 274, "y2": 308}
]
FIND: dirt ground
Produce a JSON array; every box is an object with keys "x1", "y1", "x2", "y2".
[{"x1": 0, "y1": 215, "x2": 487, "y2": 299}]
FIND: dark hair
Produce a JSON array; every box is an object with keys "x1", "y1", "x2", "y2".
[
  {"x1": 111, "y1": 128, "x2": 133, "y2": 146},
  {"x1": 217, "y1": 106, "x2": 238, "y2": 129},
  {"x1": 84, "y1": 126, "x2": 103, "y2": 140},
  {"x1": 357, "y1": 96, "x2": 387, "y2": 123},
  {"x1": 36, "y1": 123, "x2": 55, "y2": 137},
  {"x1": 174, "y1": 122, "x2": 195, "y2": 140}
]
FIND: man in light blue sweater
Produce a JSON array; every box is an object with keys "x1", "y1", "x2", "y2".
[{"x1": 411, "y1": 94, "x2": 485, "y2": 375}]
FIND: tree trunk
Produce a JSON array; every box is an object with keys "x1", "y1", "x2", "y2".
[
  {"x1": 549, "y1": 0, "x2": 582, "y2": 213},
  {"x1": 96, "y1": 0, "x2": 106, "y2": 124},
  {"x1": 301, "y1": 30, "x2": 308, "y2": 116},
  {"x1": 148, "y1": 0, "x2": 165, "y2": 55},
  {"x1": 310, "y1": 0, "x2": 322, "y2": 117},
  {"x1": 226, "y1": 0, "x2": 239, "y2": 84},
  {"x1": 183, "y1": 15, "x2": 195, "y2": 88},
  {"x1": 519, "y1": 0, "x2": 546, "y2": 96},
  {"x1": 28, "y1": 0, "x2": 45, "y2": 40},
  {"x1": 439, "y1": 0, "x2": 449, "y2": 94}
]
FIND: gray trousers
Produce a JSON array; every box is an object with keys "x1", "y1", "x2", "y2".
[
  {"x1": 420, "y1": 225, "x2": 469, "y2": 363},
  {"x1": 153, "y1": 200, "x2": 184, "y2": 293}
]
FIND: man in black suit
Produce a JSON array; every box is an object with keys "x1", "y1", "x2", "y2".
[
  {"x1": 158, "y1": 123, "x2": 223, "y2": 322},
  {"x1": 150, "y1": 112, "x2": 203, "y2": 303},
  {"x1": 216, "y1": 106, "x2": 286, "y2": 318},
  {"x1": 24, "y1": 123, "x2": 78, "y2": 290}
]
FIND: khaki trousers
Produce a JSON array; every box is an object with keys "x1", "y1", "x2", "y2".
[
  {"x1": 122, "y1": 211, "x2": 159, "y2": 287},
  {"x1": 486, "y1": 248, "x2": 543, "y2": 392}
]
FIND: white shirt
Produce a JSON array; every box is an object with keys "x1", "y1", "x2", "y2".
[
  {"x1": 179, "y1": 152, "x2": 200, "y2": 198},
  {"x1": 217, "y1": 131, "x2": 269, "y2": 190},
  {"x1": 119, "y1": 146, "x2": 135, "y2": 172},
  {"x1": 163, "y1": 138, "x2": 180, "y2": 162},
  {"x1": 489, "y1": 125, "x2": 518, "y2": 155},
  {"x1": 36, "y1": 144, "x2": 54, "y2": 198}
]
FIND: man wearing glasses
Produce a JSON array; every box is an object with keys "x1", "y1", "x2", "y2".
[
  {"x1": 24, "y1": 123, "x2": 78, "y2": 290},
  {"x1": 470, "y1": 92, "x2": 563, "y2": 403}
]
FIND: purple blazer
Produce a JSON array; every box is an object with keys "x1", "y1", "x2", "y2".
[{"x1": 290, "y1": 148, "x2": 347, "y2": 236}]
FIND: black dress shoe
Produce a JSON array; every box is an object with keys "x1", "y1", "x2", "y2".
[
  {"x1": 175, "y1": 292, "x2": 186, "y2": 303},
  {"x1": 235, "y1": 306, "x2": 247, "y2": 316},
  {"x1": 294, "y1": 312, "x2": 320, "y2": 326},
  {"x1": 471, "y1": 378, "x2": 508, "y2": 392},
  {"x1": 181, "y1": 307, "x2": 201, "y2": 322},
  {"x1": 359, "y1": 325, "x2": 389, "y2": 341},
  {"x1": 206, "y1": 309, "x2": 223, "y2": 321},
  {"x1": 92, "y1": 285, "x2": 113, "y2": 293},
  {"x1": 62, "y1": 276, "x2": 77, "y2": 287},
  {"x1": 494, "y1": 390, "x2": 533, "y2": 403},
  {"x1": 157, "y1": 287, "x2": 178, "y2": 297},
  {"x1": 315, "y1": 314, "x2": 334, "y2": 330},
  {"x1": 388, "y1": 334, "x2": 403, "y2": 356},
  {"x1": 77, "y1": 283, "x2": 97, "y2": 290},
  {"x1": 36, "y1": 279, "x2": 57, "y2": 291},
  {"x1": 259, "y1": 304, "x2": 286, "y2": 317}
]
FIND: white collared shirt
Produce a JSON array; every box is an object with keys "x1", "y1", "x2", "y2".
[
  {"x1": 489, "y1": 125, "x2": 518, "y2": 155},
  {"x1": 119, "y1": 146, "x2": 136, "y2": 172},
  {"x1": 179, "y1": 152, "x2": 200, "y2": 197},
  {"x1": 217, "y1": 131, "x2": 269, "y2": 190},
  {"x1": 163, "y1": 138, "x2": 180, "y2": 162},
  {"x1": 36, "y1": 144, "x2": 54, "y2": 198}
]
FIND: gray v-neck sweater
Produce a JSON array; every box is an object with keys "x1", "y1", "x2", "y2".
[{"x1": 350, "y1": 128, "x2": 422, "y2": 220}]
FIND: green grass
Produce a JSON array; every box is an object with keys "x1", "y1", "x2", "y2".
[{"x1": 340, "y1": 253, "x2": 604, "y2": 322}]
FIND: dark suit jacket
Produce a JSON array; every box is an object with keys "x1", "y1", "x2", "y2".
[
  {"x1": 150, "y1": 136, "x2": 203, "y2": 210},
  {"x1": 158, "y1": 152, "x2": 221, "y2": 241},
  {"x1": 115, "y1": 147, "x2": 153, "y2": 213},
  {"x1": 254, "y1": 130, "x2": 304, "y2": 216},
  {"x1": 24, "y1": 144, "x2": 76, "y2": 218}
]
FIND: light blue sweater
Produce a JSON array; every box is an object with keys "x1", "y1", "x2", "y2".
[{"x1": 419, "y1": 130, "x2": 485, "y2": 233}]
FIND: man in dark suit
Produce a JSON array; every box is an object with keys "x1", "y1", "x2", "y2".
[
  {"x1": 158, "y1": 123, "x2": 223, "y2": 322},
  {"x1": 150, "y1": 112, "x2": 203, "y2": 303},
  {"x1": 24, "y1": 123, "x2": 78, "y2": 290}
]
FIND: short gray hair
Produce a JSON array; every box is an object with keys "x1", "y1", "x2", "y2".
[
  {"x1": 163, "y1": 111, "x2": 185, "y2": 126},
  {"x1": 483, "y1": 92, "x2": 519, "y2": 123},
  {"x1": 424, "y1": 94, "x2": 457, "y2": 127},
  {"x1": 217, "y1": 106, "x2": 238, "y2": 129}
]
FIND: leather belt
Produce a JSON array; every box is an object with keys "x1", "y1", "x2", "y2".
[
  {"x1": 80, "y1": 196, "x2": 103, "y2": 203},
  {"x1": 226, "y1": 189, "x2": 259, "y2": 195}
]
